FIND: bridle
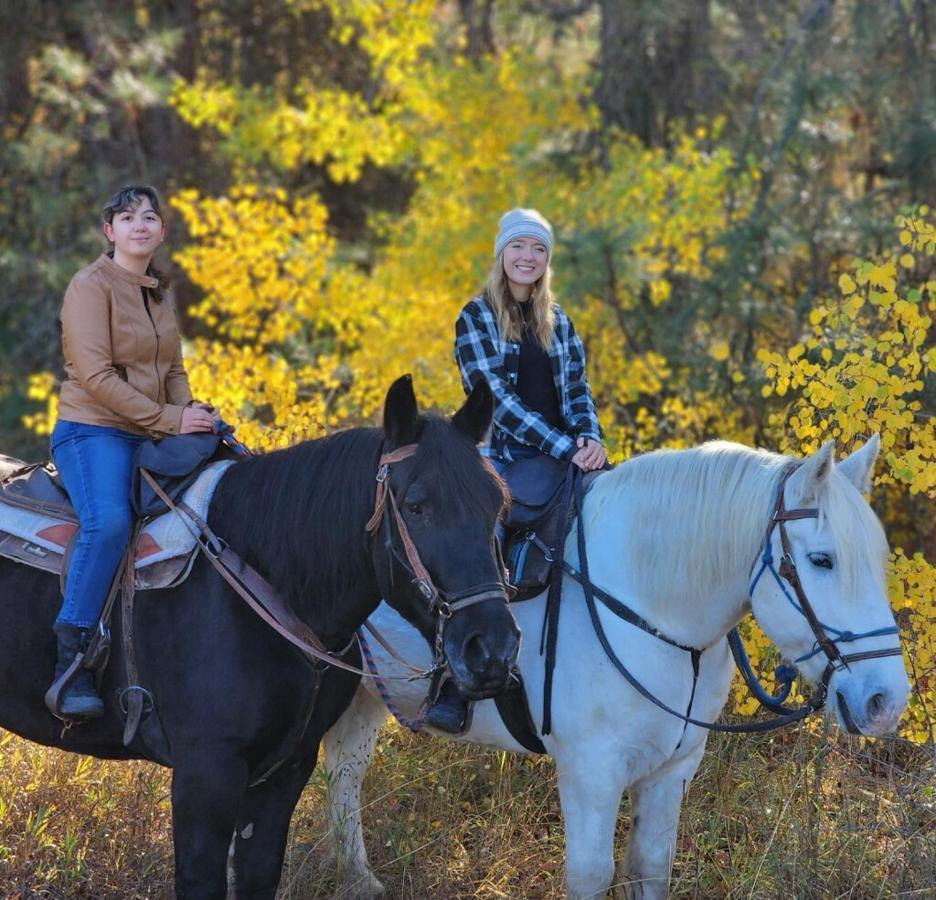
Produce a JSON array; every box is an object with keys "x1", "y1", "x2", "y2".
[
  {"x1": 553, "y1": 464, "x2": 903, "y2": 736},
  {"x1": 748, "y1": 467, "x2": 903, "y2": 709},
  {"x1": 365, "y1": 443, "x2": 510, "y2": 670}
]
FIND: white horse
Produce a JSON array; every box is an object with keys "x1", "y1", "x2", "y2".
[{"x1": 323, "y1": 439, "x2": 909, "y2": 899}]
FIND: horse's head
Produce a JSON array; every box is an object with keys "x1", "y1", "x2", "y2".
[
  {"x1": 749, "y1": 437, "x2": 910, "y2": 736},
  {"x1": 371, "y1": 375, "x2": 520, "y2": 700}
]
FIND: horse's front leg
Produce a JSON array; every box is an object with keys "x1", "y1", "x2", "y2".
[
  {"x1": 555, "y1": 748, "x2": 627, "y2": 900},
  {"x1": 230, "y1": 746, "x2": 322, "y2": 900},
  {"x1": 322, "y1": 685, "x2": 389, "y2": 899},
  {"x1": 171, "y1": 752, "x2": 250, "y2": 900},
  {"x1": 621, "y1": 743, "x2": 706, "y2": 900}
]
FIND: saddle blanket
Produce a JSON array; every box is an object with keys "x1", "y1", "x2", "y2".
[{"x1": 0, "y1": 460, "x2": 235, "y2": 590}]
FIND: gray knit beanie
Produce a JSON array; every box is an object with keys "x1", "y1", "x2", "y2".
[{"x1": 493, "y1": 208, "x2": 554, "y2": 260}]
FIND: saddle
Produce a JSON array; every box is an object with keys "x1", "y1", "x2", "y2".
[
  {"x1": 501, "y1": 456, "x2": 584, "y2": 600},
  {"x1": 1, "y1": 434, "x2": 241, "y2": 738},
  {"x1": 0, "y1": 454, "x2": 75, "y2": 519},
  {"x1": 0, "y1": 438, "x2": 235, "y2": 591}
]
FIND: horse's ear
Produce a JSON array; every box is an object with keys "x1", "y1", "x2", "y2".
[
  {"x1": 837, "y1": 434, "x2": 880, "y2": 494},
  {"x1": 787, "y1": 440, "x2": 836, "y2": 504},
  {"x1": 451, "y1": 379, "x2": 493, "y2": 445},
  {"x1": 383, "y1": 374, "x2": 419, "y2": 448}
]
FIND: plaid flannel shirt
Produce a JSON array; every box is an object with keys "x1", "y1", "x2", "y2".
[{"x1": 454, "y1": 295, "x2": 602, "y2": 462}]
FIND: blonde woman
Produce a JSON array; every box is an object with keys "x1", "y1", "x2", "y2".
[
  {"x1": 430, "y1": 209, "x2": 606, "y2": 732},
  {"x1": 454, "y1": 207, "x2": 606, "y2": 473}
]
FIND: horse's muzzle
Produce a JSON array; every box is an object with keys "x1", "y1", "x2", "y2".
[
  {"x1": 834, "y1": 682, "x2": 908, "y2": 737},
  {"x1": 443, "y1": 597, "x2": 520, "y2": 700}
]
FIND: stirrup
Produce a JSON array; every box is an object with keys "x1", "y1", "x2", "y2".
[
  {"x1": 424, "y1": 682, "x2": 474, "y2": 735},
  {"x1": 44, "y1": 651, "x2": 103, "y2": 720}
]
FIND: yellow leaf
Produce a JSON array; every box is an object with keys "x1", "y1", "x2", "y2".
[
  {"x1": 839, "y1": 273, "x2": 857, "y2": 295},
  {"x1": 710, "y1": 339, "x2": 730, "y2": 362}
]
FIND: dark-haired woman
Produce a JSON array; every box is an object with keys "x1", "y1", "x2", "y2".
[
  {"x1": 426, "y1": 208, "x2": 606, "y2": 732},
  {"x1": 49, "y1": 185, "x2": 217, "y2": 718}
]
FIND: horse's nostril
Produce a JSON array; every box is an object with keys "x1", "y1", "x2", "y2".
[
  {"x1": 866, "y1": 691, "x2": 886, "y2": 722},
  {"x1": 464, "y1": 633, "x2": 491, "y2": 668}
]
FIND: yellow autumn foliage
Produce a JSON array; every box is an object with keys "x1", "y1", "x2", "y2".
[
  {"x1": 20, "y1": 4, "x2": 934, "y2": 745},
  {"x1": 757, "y1": 210, "x2": 936, "y2": 743}
]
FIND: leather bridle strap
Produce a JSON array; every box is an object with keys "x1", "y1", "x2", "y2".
[
  {"x1": 766, "y1": 474, "x2": 845, "y2": 667},
  {"x1": 366, "y1": 443, "x2": 508, "y2": 614},
  {"x1": 765, "y1": 469, "x2": 902, "y2": 676},
  {"x1": 366, "y1": 444, "x2": 442, "y2": 605},
  {"x1": 365, "y1": 444, "x2": 419, "y2": 535}
]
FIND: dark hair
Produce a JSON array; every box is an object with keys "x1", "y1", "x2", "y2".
[
  {"x1": 102, "y1": 184, "x2": 169, "y2": 301},
  {"x1": 102, "y1": 184, "x2": 163, "y2": 224}
]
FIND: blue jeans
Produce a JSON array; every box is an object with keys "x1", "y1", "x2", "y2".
[{"x1": 51, "y1": 420, "x2": 146, "y2": 628}]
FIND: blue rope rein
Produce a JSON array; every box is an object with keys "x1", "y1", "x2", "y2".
[{"x1": 356, "y1": 628, "x2": 425, "y2": 734}]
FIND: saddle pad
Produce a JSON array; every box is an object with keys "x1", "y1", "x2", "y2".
[{"x1": 0, "y1": 460, "x2": 235, "y2": 589}]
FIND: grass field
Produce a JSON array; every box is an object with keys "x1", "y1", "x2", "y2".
[{"x1": 1, "y1": 720, "x2": 933, "y2": 899}]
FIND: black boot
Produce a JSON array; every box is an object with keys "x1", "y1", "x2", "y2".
[
  {"x1": 424, "y1": 680, "x2": 469, "y2": 734},
  {"x1": 50, "y1": 623, "x2": 104, "y2": 719}
]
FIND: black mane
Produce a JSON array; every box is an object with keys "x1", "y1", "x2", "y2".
[
  {"x1": 207, "y1": 414, "x2": 505, "y2": 623},
  {"x1": 400, "y1": 413, "x2": 507, "y2": 524},
  {"x1": 209, "y1": 426, "x2": 384, "y2": 613}
]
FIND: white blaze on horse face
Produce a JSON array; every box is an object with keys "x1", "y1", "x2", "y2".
[{"x1": 749, "y1": 441, "x2": 909, "y2": 737}]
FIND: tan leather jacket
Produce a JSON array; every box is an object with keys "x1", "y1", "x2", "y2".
[{"x1": 57, "y1": 253, "x2": 193, "y2": 436}]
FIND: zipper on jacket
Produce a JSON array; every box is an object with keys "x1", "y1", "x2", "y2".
[{"x1": 141, "y1": 287, "x2": 161, "y2": 396}]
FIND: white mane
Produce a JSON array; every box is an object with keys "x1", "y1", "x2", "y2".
[{"x1": 582, "y1": 440, "x2": 888, "y2": 618}]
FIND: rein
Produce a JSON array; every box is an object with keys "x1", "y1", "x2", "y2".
[
  {"x1": 556, "y1": 465, "x2": 902, "y2": 735},
  {"x1": 140, "y1": 469, "x2": 367, "y2": 676}
]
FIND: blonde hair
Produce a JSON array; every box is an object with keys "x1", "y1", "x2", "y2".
[{"x1": 483, "y1": 252, "x2": 556, "y2": 350}]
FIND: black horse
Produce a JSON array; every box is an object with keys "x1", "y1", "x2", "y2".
[{"x1": 0, "y1": 375, "x2": 519, "y2": 899}]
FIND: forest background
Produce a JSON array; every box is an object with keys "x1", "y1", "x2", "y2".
[{"x1": 0, "y1": 1, "x2": 933, "y2": 896}]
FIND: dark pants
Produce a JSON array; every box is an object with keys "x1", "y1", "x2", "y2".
[{"x1": 51, "y1": 420, "x2": 146, "y2": 628}]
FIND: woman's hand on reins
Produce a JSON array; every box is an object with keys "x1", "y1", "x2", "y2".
[
  {"x1": 572, "y1": 437, "x2": 607, "y2": 472},
  {"x1": 180, "y1": 405, "x2": 217, "y2": 434}
]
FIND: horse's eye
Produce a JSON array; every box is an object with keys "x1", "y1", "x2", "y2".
[
  {"x1": 808, "y1": 552, "x2": 833, "y2": 569},
  {"x1": 408, "y1": 503, "x2": 424, "y2": 516}
]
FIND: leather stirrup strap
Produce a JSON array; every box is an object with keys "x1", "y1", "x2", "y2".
[
  {"x1": 44, "y1": 544, "x2": 129, "y2": 721},
  {"x1": 121, "y1": 523, "x2": 146, "y2": 746},
  {"x1": 539, "y1": 465, "x2": 577, "y2": 735},
  {"x1": 43, "y1": 652, "x2": 85, "y2": 720}
]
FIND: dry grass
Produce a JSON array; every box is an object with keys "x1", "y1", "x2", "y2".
[
  {"x1": 0, "y1": 731, "x2": 173, "y2": 898},
  {"x1": 1, "y1": 723, "x2": 933, "y2": 899}
]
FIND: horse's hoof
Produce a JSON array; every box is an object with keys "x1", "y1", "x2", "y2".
[{"x1": 343, "y1": 871, "x2": 385, "y2": 900}]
